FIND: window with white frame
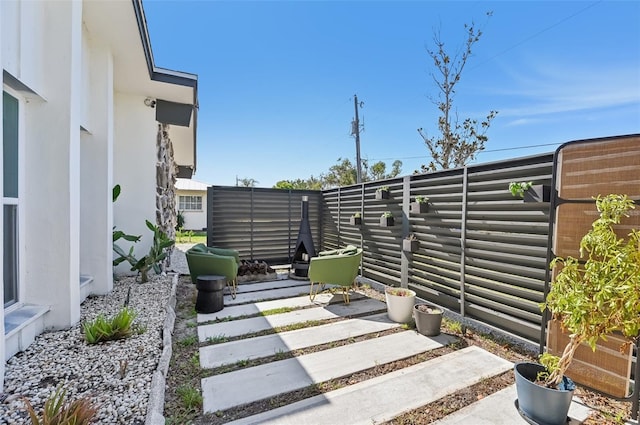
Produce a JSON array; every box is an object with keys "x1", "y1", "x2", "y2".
[
  {"x1": 4, "y1": 90, "x2": 20, "y2": 307},
  {"x1": 179, "y1": 195, "x2": 202, "y2": 211}
]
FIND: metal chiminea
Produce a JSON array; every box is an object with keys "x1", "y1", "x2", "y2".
[{"x1": 292, "y1": 196, "x2": 316, "y2": 278}]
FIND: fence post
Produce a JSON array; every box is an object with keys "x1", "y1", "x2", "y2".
[
  {"x1": 401, "y1": 175, "x2": 411, "y2": 288},
  {"x1": 460, "y1": 167, "x2": 468, "y2": 318}
]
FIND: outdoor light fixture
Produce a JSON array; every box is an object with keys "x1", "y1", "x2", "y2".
[{"x1": 144, "y1": 98, "x2": 156, "y2": 108}]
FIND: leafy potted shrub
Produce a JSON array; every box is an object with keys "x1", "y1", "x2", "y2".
[
  {"x1": 403, "y1": 233, "x2": 419, "y2": 252},
  {"x1": 413, "y1": 303, "x2": 443, "y2": 336},
  {"x1": 515, "y1": 194, "x2": 640, "y2": 425},
  {"x1": 375, "y1": 186, "x2": 390, "y2": 200},
  {"x1": 508, "y1": 181, "x2": 550, "y2": 202},
  {"x1": 385, "y1": 287, "x2": 416, "y2": 323},
  {"x1": 410, "y1": 195, "x2": 429, "y2": 214},
  {"x1": 380, "y1": 211, "x2": 394, "y2": 227},
  {"x1": 350, "y1": 212, "x2": 362, "y2": 226}
]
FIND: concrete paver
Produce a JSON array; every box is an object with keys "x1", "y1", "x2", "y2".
[
  {"x1": 224, "y1": 284, "x2": 315, "y2": 305},
  {"x1": 197, "y1": 298, "x2": 386, "y2": 342},
  {"x1": 200, "y1": 312, "x2": 400, "y2": 368},
  {"x1": 225, "y1": 346, "x2": 512, "y2": 424},
  {"x1": 432, "y1": 384, "x2": 592, "y2": 425},
  {"x1": 202, "y1": 331, "x2": 456, "y2": 413},
  {"x1": 197, "y1": 292, "x2": 363, "y2": 323},
  {"x1": 229, "y1": 279, "x2": 309, "y2": 294}
]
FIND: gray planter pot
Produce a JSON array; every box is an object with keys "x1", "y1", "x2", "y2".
[
  {"x1": 524, "y1": 184, "x2": 551, "y2": 203},
  {"x1": 413, "y1": 303, "x2": 442, "y2": 336},
  {"x1": 380, "y1": 216, "x2": 394, "y2": 227},
  {"x1": 375, "y1": 190, "x2": 389, "y2": 200},
  {"x1": 403, "y1": 239, "x2": 419, "y2": 252},
  {"x1": 410, "y1": 202, "x2": 429, "y2": 214},
  {"x1": 349, "y1": 216, "x2": 362, "y2": 226},
  {"x1": 514, "y1": 362, "x2": 575, "y2": 425}
]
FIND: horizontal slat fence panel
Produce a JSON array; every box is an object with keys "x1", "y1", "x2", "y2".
[
  {"x1": 207, "y1": 187, "x2": 322, "y2": 264},
  {"x1": 205, "y1": 153, "x2": 554, "y2": 344},
  {"x1": 320, "y1": 153, "x2": 554, "y2": 343}
]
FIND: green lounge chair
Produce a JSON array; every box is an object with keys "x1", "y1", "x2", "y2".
[{"x1": 308, "y1": 247, "x2": 362, "y2": 304}]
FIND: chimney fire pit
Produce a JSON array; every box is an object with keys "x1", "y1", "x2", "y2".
[{"x1": 291, "y1": 196, "x2": 316, "y2": 278}]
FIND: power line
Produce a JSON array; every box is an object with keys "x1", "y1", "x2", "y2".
[
  {"x1": 470, "y1": 1, "x2": 603, "y2": 71},
  {"x1": 367, "y1": 142, "x2": 562, "y2": 162}
]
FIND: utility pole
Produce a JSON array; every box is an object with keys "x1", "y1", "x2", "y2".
[{"x1": 351, "y1": 94, "x2": 364, "y2": 183}]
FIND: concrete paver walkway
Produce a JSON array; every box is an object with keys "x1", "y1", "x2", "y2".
[
  {"x1": 195, "y1": 278, "x2": 594, "y2": 423},
  {"x1": 200, "y1": 312, "x2": 400, "y2": 369}
]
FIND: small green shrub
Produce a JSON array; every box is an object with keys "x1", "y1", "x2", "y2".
[
  {"x1": 83, "y1": 307, "x2": 138, "y2": 344},
  {"x1": 508, "y1": 181, "x2": 532, "y2": 198},
  {"x1": 23, "y1": 386, "x2": 98, "y2": 425},
  {"x1": 176, "y1": 385, "x2": 202, "y2": 409},
  {"x1": 415, "y1": 195, "x2": 429, "y2": 203}
]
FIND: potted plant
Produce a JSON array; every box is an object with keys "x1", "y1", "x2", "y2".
[
  {"x1": 385, "y1": 287, "x2": 416, "y2": 323},
  {"x1": 375, "y1": 186, "x2": 390, "y2": 200},
  {"x1": 413, "y1": 303, "x2": 443, "y2": 336},
  {"x1": 515, "y1": 194, "x2": 640, "y2": 425},
  {"x1": 403, "y1": 233, "x2": 419, "y2": 252},
  {"x1": 508, "y1": 181, "x2": 550, "y2": 202},
  {"x1": 380, "y1": 211, "x2": 394, "y2": 227},
  {"x1": 410, "y1": 195, "x2": 429, "y2": 214},
  {"x1": 349, "y1": 212, "x2": 362, "y2": 226}
]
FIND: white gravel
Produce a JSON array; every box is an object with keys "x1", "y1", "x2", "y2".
[{"x1": 0, "y1": 274, "x2": 176, "y2": 425}]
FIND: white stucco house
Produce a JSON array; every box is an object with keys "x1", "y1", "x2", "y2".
[
  {"x1": 176, "y1": 178, "x2": 209, "y2": 231},
  {"x1": 1, "y1": 0, "x2": 198, "y2": 390}
]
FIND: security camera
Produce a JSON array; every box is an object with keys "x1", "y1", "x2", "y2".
[{"x1": 144, "y1": 98, "x2": 156, "y2": 108}]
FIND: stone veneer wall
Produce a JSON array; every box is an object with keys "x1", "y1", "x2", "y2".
[{"x1": 156, "y1": 123, "x2": 177, "y2": 268}]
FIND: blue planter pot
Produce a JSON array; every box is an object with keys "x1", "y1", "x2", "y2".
[{"x1": 514, "y1": 362, "x2": 575, "y2": 425}]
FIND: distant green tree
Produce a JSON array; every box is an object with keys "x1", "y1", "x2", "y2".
[
  {"x1": 273, "y1": 177, "x2": 322, "y2": 190},
  {"x1": 322, "y1": 157, "x2": 403, "y2": 189},
  {"x1": 237, "y1": 177, "x2": 258, "y2": 187},
  {"x1": 417, "y1": 13, "x2": 497, "y2": 172}
]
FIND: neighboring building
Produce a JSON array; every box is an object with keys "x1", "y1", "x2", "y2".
[
  {"x1": 176, "y1": 178, "x2": 209, "y2": 231},
  {"x1": 1, "y1": 0, "x2": 198, "y2": 390}
]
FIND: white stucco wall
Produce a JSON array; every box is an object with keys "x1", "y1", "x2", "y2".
[
  {"x1": 177, "y1": 188, "x2": 207, "y2": 230},
  {"x1": 21, "y1": 0, "x2": 82, "y2": 329},
  {"x1": 113, "y1": 92, "x2": 158, "y2": 275},
  {"x1": 79, "y1": 36, "x2": 114, "y2": 295}
]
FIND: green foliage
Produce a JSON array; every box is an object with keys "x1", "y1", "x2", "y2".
[
  {"x1": 176, "y1": 210, "x2": 185, "y2": 230},
  {"x1": 541, "y1": 194, "x2": 640, "y2": 387},
  {"x1": 415, "y1": 195, "x2": 429, "y2": 203},
  {"x1": 508, "y1": 181, "x2": 533, "y2": 198},
  {"x1": 131, "y1": 220, "x2": 174, "y2": 282},
  {"x1": 178, "y1": 335, "x2": 198, "y2": 347},
  {"x1": 381, "y1": 211, "x2": 393, "y2": 218},
  {"x1": 385, "y1": 287, "x2": 415, "y2": 297},
  {"x1": 377, "y1": 186, "x2": 389, "y2": 192},
  {"x1": 176, "y1": 385, "x2": 202, "y2": 410},
  {"x1": 83, "y1": 307, "x2": 138, "y2": 344},
  {"x1": 352, "y1": 212, "x2": 361, "y2": 218},
  {"x1": 112, "y1": 185, "x2": 141, "y2": 267},
  {"x1": 23, "y1": 385, "x2": 98, "y2": 425},
  {"x1": 417, "y1": 13, "x2": 497, "y2": 172}
]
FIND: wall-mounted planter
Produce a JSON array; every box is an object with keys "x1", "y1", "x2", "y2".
[
  {"x1": 524, "y1": 185, "x2": 551, "y2": 203},
  {"x1": 410, "y1": 202, "x2": 429, "y2": 214},
  {"x1": 349, "y1": 216, "x2": 362, "y2": 226},
  {"x1": 403, "y1": 239, "x2": 419, "y2": 252},
  {"x1": 375, "y1": 189, "x2": 390, "y2": 200},
  {"x1": 380, "y1": 216, "x2": 394, "y2": 227}
]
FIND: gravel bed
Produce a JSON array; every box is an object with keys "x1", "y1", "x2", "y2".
[{"x1": 0, "y1": 274, "x2": 175, "y2": 425}]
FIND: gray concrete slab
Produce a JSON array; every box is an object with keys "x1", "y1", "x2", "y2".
[
  {"x1": 197, "y1": 298, "x2": 386, "y2": 342},
  {"x1": 198, "y1": 292, "x2": 364, "y2": 323},
  {"x1": 200, "y1": 313, "x2": 400, "y2": 368},
  {"x1": 225, "y1": 346, "x2": 512, "y2": 424},
  {"x1": 224, "y1": 284, "x2": 315, "y2": 305},
  {"x1": 202, "y1": 330, "x2": 456, "y2": 413},
  {"x1": 230, "y1": 279, "x2": 309, "y2": 294},
  {"x1": 432, "y1": 384, "x2": 592, "y2": 425}
]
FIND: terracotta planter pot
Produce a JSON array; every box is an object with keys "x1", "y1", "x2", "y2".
[{"x1": 385, "y1": 288, "x2": 416, "y2": 323}]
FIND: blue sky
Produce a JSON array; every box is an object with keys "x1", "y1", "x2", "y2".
[{"x1": 144, "y1": 1, "x2": 640, "y2": 188}]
